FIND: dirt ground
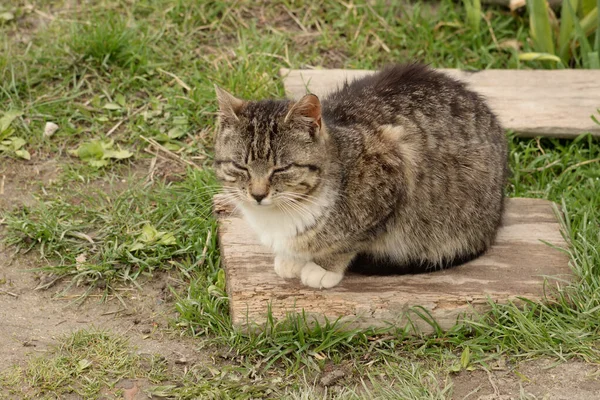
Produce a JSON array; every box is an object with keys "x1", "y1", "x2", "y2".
[
  {"x1": 2, "y1": 160, "x2": 600, "y2": 399},
  {"x1": 0, "y1": 160, "x2": 211, "y2": 398},
  {"x1": 0, "y1": 241, "x2": 207, "y2": 369},
  {"x1": 451, "y1": 359, "x2": 600, "y2": 400}
]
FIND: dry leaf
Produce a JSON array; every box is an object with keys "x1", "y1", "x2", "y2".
[{"x1": 498, "y1": 39, "x2": 522, "y2": 51}]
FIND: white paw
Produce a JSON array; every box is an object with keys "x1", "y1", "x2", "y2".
[
  {"x1": 274, "y1": 256, "x2": 306, "y2": 279},
  {"x1": 300, "y1": 262, "x2": 344, "y2": 289}
]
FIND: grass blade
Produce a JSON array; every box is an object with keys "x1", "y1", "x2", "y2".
[
  {"x1": 588, "y1": 51, "x2": 600, "y2": 67},
  {"x1": 580, "y1": 6, "x2": 599, "y2": 36},
  {"x1": 558, "y1": 0, "x2": 580, "y2": 62},
  {"x1": 519, "y1": 51, "x2": 563, "y2": 62},
  {"x1": 583, "y1": 0, "x2": 597, "y2": 14},
  {"x1": 595, "y1": 0, "x2": 600, "y2": 50},
  {"x1": 527, "y1": 0, "x2": 557, "y2": 55},
  {"x1": 566, "y1": 0, "x2": 595, "y2": 67},
  {"x1": 463, "y1": 0, "x2": 482, "y2": 32}
]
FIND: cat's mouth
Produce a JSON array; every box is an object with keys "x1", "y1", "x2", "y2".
[{"x1": 244, "y1": 195, "x2": 274, "y2": 207}]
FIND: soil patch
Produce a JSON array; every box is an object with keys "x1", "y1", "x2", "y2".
[
  {"x1": 0, "y1": 158, "x2": 60, "y2": 211},
  {"x1": 451, "y1": 358, "x2": 600, "y2": 399},
  {"x1": 0, "y1": 240, "x2": 209, "y2": 374}
]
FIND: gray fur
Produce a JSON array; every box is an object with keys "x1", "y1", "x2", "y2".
[{"x1": 214, "y1": 63, "x2": 508, "y2": 288}]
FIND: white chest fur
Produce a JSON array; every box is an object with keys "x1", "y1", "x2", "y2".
[{"x1": 238, "y1": 196, "x2": 328, "y2": 258}]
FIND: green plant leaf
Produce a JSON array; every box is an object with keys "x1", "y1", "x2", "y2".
[
  {"x1": 0, "y1": 110, "x2": 22, "y2": 134},
  {"x1": 14, "y1": 149, "x2": 31, "y2": 160},
  {"x1": 103, "y1": 103, "x2": 122, "y2": 110},
  {"x1": 129, "y1": 242, "x2": 145, "y2": 251},
  {"x1": 0, "y1": 128, "x2": 14, "y2": 141},
  {"x1": 580, "y1": 7, "x2": 598, "y2": 38},
  {"x1": 460, "y1": 347, "x2": 471, "y2": 369},
  {"x1": 559, "y1": 0, "x2": 579, "y2": 63},
  {"x1": 583, "y1": 0, "x2": 596, "y2": 15},
  {"x1": 595, "y1": 0, "x2": 600, "y2": 51},
  {"x1": 527, "y1": 0, "x2": 556, "y2": 55},
  {"x1": 164, "y1": 142, "x2": 182, "y2": 151},
  {"x1": 167, "y1": 126, "x2": 186, "y2": 139},
  {"x1": 172, "y1": 116, "x2": 188, "y2": 125},
  {"x1": 462, "y1": 0, "x2": 481, "y2": 32},
  {"x1": 0, "y1": 137, "x2": 30, "y2": 159},
  {"x1": 103, "y1": 148, "x2": 133, "y2": 160},
  {"x1": 115, "y1": 93, "x2": 126, "y2": 107},
  {"x1": 158, "y1": 232, "x2": 176, "y2": 246},
  {"x1": 140, "y1": 224, "x2": 159, "y2": 243},
  {"x1": 592, "y1": 108, "x2": 600, "y2": 125},
  {"x1": 130, "y1": 224, "x2": 176, "y2": 251},
  {"x1": 9, "y1": 137, "x2": 26, "y2": 150},
  {"x1": 77, "y1": 359, "x2": 92, "y2": 372},
  {"x1": 519, "y1": 52, "x2": 563, "y2": 61},
  {"x1": 74, "y1": 141, "x2": 106, "y2": 160},
  {"x1": 588, "y1": 51, "x2": 600, "y2": 67},
  {"x1": 566, "y1": 0, "x2": 595, "y2": 67},
  {"x1": 69, "y1": 139, "x2": 132, "y2": 167},
  {"x1": 0, "y1": 11, "x2": 14, "y2": 22},
  {"x1": 88, "y1": 159, "x2": 110, "y2": 168}
]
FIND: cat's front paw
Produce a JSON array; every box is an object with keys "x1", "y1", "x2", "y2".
[
  {"x1": 300, "y1": 262, "x2": 344, "y2": 289},
  {"x1": 274, "y1": 256, "x2": 306, "y2": 279}
]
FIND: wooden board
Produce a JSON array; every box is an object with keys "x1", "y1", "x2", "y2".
[
  {"x1": 281, "y1": 68, "x2": 600, "y2": 138},
  {"x1": 215, "y1": 196, "x2": 571, "y2": 332}
]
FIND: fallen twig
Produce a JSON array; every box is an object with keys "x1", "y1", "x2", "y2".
[
  {"x1": 486, "y1": 369, "x2": 501, "y2": 396},
  {"x1": 140, "y1": 135, "x2": 202, "y2": 171},
  {"x1": 197, "y1": 229, "x2": 212, "y2": 268},
  {"x1": 101, "y1": 308, "x2": 127, "y2": 316},
  {"x1": 560, "y1": 157, "x2": 600, "y2": 176},
  {"x1": 157, "y1": 68, "x2": 192, "y2": 92},
  {"x1": 107, "y1": 103, "x2": 149, "y2": 136},
  {"x1": 0, "y1": 288, "x2": 18, "y2": 298},
  {"x1": 482, "y1": 12, "x2": 500, "y2": 49},
  {"x1": 520, "y1": 159, "x2": 561, "y2": 173}
]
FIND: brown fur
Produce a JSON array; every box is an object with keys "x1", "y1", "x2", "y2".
[{"x1": 213, "y1": 64, "x2": 508, "y2": 289}]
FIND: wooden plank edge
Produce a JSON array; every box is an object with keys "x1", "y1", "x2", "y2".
[
  {"x1": 214, "y1": 196, "x2": 572, "y2": 334},
  {"x1": 279, "y1": 68, "x2": 600, "y2": 139}
]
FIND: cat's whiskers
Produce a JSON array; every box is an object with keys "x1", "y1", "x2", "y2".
[
  {"x1": 276, "y1": 195, "x2": 307, "y2": 217},
  {"x1": 282, "y1": 192, "x2": 323, "y2": 208},
  {"x1": 275, "y1": 199, "x2": 297, "y2": 222},
  {"x1": 277, "y1": 195, "x2": 319, "y2": 221},
  {"x1": 277, "y1": 196, "x2": 307, "y2": 217},
  {"x1": 215, "y1": 190, "x2": 245, "y2": 217}
]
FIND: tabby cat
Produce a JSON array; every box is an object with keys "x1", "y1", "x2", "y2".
[{"x1": 214, "y1": 63, "x2": 508, "y2": 289}]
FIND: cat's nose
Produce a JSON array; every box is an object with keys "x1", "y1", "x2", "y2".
[{"x1": 252, "y1": 193, "x2": 267, "y2": 204}]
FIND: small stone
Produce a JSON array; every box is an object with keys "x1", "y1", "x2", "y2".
[{"x1": 44, "y1": 122, "x2": 59, "y2": 137}]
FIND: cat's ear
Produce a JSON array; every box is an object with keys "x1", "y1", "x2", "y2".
[
  {"x1": 215, "y1": 85, "x2": 245, "y2": 121},
  {"x1": 285, "y1": 94, "x2": 322, "y2": 129}
]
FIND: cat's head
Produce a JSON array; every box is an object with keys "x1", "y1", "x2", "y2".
[{"x1": 213, "y1": 86, "x2": 329, "y2": 207}]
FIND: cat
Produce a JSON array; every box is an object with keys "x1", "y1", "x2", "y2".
[{"x1": 213, "y1": 63, "x2": 508, "y2": 289}]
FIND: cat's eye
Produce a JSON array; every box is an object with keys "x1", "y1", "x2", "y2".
[
  {"x1": 272, "y1": 165, "x2": 293, "y2": 173},
  {"x1": 230, "y1": 161, "x2": 248, "y2": 172}
]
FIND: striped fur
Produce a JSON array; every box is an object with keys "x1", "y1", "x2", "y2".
[{"x1": 214, "y1": 64, "x2": 508, "y2": 289}]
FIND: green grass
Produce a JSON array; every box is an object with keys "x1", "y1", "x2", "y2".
[
  {"x1": 2, "y1": 168, "x2": 219, "y2": 293},
  {"x1": 0, "y1": 330, "x2": 168, "y2": 399},
  {"x1": 1, "y1": 0, "x2": 600, "y2": 398},
  {"x1": 0, "y1": 0, "x2": 527, "y2": 155}
]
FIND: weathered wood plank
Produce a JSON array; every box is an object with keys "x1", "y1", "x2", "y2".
[
  {"x1": 215, "y1": 196, "x2": 571, "y2": 332},
  {"x1": 281, "y1": 68, "x2": 600, "y2": 138}
]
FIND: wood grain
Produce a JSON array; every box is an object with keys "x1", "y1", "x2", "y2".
[
  {"x1": 215, "y1": 196, "x2": 571, "y2": 333},
  {"x1": 281, "y1": 68, "x2": 600, "y2": 138}
]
